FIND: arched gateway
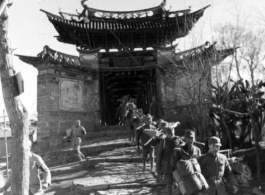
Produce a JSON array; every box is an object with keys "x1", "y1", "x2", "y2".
[{"x1": 16, "y1": 1, "x2": 235, "y2": 152}]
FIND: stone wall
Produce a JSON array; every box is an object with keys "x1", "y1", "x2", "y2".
[
  {"x1": 157, "y1": 49, "x2": 212, "y2": 135},
  {"x1": 36, "y1": 60, "x2": 100, "y2": 153}
]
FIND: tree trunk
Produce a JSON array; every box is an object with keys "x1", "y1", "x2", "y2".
[
  {"x1": 0, "y1": 4, "x2": 30, "y2": 195},
  {"x1": 220, "y1": 114, "x2": 233, "y2": 149},
  {"x1": 239, "y1": 119, "x2": 251, "y2": 146},
  {"x1": 250, "y1": 112, "x2": 261, "y2": 182}
]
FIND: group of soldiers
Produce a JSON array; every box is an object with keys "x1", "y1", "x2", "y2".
[
  {"x1": 66, "y1": 110, "x2": 240, "y2": 195},
  {"x1": 0, "y1": 96, "x2": 240, "y2": 195},
  {"x1": 68, "y1": 113, "x2": 237, "y2": 195},
  {"x1": 133, "y1": 113, "x2": 239, "y2": 195}
]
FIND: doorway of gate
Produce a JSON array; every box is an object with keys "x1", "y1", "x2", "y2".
[{"x1": 100, "y1": 67, "x2": 157, "y2": 125}]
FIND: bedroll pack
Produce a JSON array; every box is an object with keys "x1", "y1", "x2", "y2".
[
  {"x1": 173, "y1": 169, "x2": 188, "y2": 195},
  {"x1": 176, "y1": 159, "x2": 208, "y2": 194}
]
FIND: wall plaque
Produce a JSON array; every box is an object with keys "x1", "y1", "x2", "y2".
[{"x1": 60, "y1": 79, "x2": 84, "y2": 111}]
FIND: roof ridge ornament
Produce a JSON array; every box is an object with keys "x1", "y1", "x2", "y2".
[{"x1": 79, "y1": 0, "x2": 165, "y2": 19}]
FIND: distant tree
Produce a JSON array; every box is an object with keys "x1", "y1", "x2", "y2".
[{"x1": 214, "y1": 22, "x2": 265, "y2": 182}]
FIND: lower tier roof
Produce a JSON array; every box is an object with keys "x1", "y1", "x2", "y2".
[{"x1": 15, "y1": 42, "x2": 236, "y2": 71}]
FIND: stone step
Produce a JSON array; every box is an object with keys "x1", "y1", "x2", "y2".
[
  {"x1": 61, "y1": 129, "x2": 129, "y2": 150},
  {"x1": 102, "y1": 125, "x2": 126, "y2": 131},
  {"x1": 71, "y1": 162, "x2": 165, "y2": 195},
  {"x1": 0, "y1": 129, "x2": 129, "y2": 170},
  {"x1": 41, "y1": 138, "x2": 134, "y2": 167},
  {"x1": 95, "y1": 187, "x2": 166, "y2": 195},
  {"x1": 82, "y1": 156, "x2": 142, "y2": 168}
]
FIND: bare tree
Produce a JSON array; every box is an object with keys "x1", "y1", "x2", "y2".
[
  {"x1": 0, "y1": 1, "x2": 30, "y2": 194},
  {"x1": 214, "y1": 23, "x2": 245, "y2": 81},
  {"x1": 157, "y1": 42, "x2": 220, "y2": 140},
  {"x1": 240, "y1": 30, "x2": 265, "y2": 182},
  {"x1": 214, "y1": 21, "x2": 265, "y2": 182}
]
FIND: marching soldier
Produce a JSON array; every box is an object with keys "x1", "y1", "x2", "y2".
[
  {"x1": 136, "y1": 114, "x2": 157, "y2": 171},
  {"x1": 149, "y1": 96, "x2": 162, "y2": 121},
  {"x1": 70, "y1": 120, "x2": 87, "y2": 161},
  {"x1": 197, "y1": 136, "x2": 238, "y2": 195},
  {"x1": 115, "y1": 98, "x2": 127, "y2": 126},
  {"x1": 171, "y1": 130, "x2": 201, "y2": 164},
  {"x1": 171, "y1": 130, "x2": 201, "y2": 195},
  {"x1": 156, "y1": 126, "x2": 180, "y2": 195}
]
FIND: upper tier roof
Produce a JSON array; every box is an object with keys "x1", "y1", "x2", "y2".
[{"x1": 41, "y1": 5, "x2": 210, "y2": 51}]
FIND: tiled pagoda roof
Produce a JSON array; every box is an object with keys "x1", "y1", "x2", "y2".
[
  {"x1": 15, "y1": 43, "x2": 236, "y2": 70},
  {"x1": 41, "y1": 4, "x2": 210, "y2": 51},
  {"x1": 173, "y1": 42, "x2": 237, "y2": 65},
  {"x1": 15, "y1": 46, "x2": 96, "y2": 73}
]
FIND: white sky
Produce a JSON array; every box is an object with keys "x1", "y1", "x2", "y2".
[{"x1": 0, "y1": 0, "x2": 264, "y2": 118}]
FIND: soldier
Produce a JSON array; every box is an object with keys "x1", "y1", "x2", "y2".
[
  {"x1": 171, "y1": 130, "x2": 201, "y2": 195},
  {"x1": 197, "y1": 136, "x2": 238, "y2": 195},
  {"x1": 171, "y1": 130, "x2": 201, "y2": 164},
  {"x1": 156, "y1": 126, "x2": 180, "y2": 195},
  {"x1": 149, "y1": 96, "x2": 162, "y2": 121},
  {"x1": 136, "y1": 114, "x2": 157, "y2": 171},
  {"x1": 0, "y1": 140, "x2": 51, "y2": 195},
  {"x1": 115, "y1": 98, "x2": 127, "y2": 126},
  {"x1": 70, "y1": 120, "x2": 87, "y2": 161}
]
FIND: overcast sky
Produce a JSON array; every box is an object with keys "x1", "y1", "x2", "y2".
[{"x1": 0, "y1": 0, "x2": 264, "y2": 119}]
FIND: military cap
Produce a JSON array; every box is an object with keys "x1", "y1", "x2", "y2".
[
  {"x1": 208, "y1": 136, "x2": 222, "y2": 146},
  {"x1": 165, "y1": 126, "x2": 175, "y2": 135},
  {"x1": 160, "y1": 121, "x2": 168, "y2": 128},
  {"x1": 145, "y1": 114, "x2": 153, "y2": 119},
  {"x1": 157, "y1": 119, "x2": 163, "y2": 123},
  {"x1": 185, "y1": 130, "x2": 195, "y2": 138}
]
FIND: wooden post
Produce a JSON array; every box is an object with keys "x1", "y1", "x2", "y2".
[{"x1": 0, "y1": 1, "x2": 30, "y2": 194}]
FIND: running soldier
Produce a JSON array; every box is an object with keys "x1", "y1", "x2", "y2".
[{"x1": 70, "y1": 120, "x2": 87, "y2": 161}]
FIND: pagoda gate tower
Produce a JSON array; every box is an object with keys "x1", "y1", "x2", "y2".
[{"x1": 17, "y1": 1, "x2": 234, "y2": 153}]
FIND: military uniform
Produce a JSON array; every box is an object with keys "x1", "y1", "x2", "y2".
[
  {"x1": 2, "y1": 153, "x2": 51, "y2": 195},
  {"x1": 171, "y1": 143, "x2": 201, "y2": 166},
  {"x1": 149, "y1": 101, "x2": 162, "y2": 121},
  {"x1": 156, "y1": 127, "x2": 180, "y2": 195},
  {"x1": 197, "y1": 137, "x2": 238, "y2": 195},
  {"x1": 171, "y1": 130, "x2": 201, "y2": 195},
  {"x1": 136, "y1": 123, "x2": 157, "y2": 160}
]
